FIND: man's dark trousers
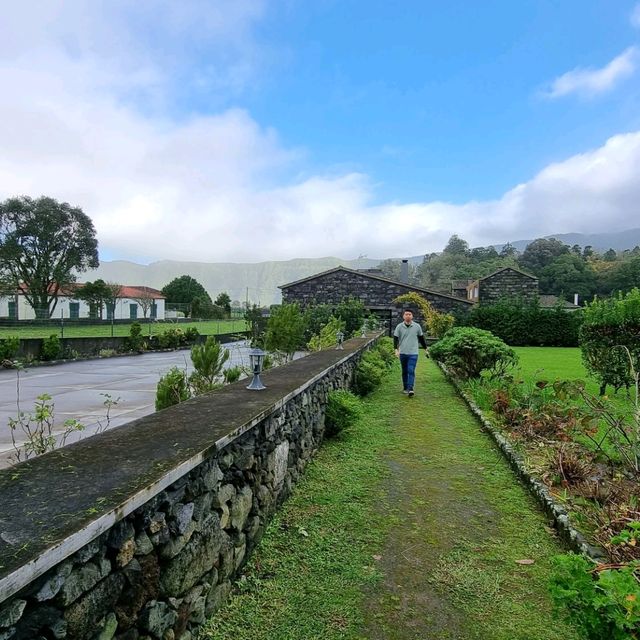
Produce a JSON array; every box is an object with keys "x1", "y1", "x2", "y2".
[{"x1": 399, "y1": 353, "x2": 418, "y2": 391}]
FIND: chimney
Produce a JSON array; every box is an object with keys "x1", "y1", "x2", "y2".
[
  {"x1": 400, "y1": 259, "x2": 409, "y2": 284},
  {"x1": 574, "y1": 293, "x2": 579, "y2": 306}
]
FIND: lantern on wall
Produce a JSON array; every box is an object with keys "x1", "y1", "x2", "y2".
[
  {"x1": 336, "y1": 331, "x2": 345, "y2": 350},
  {"x1": 246, "y1": 347, "x2": 266, "y2": 390}
]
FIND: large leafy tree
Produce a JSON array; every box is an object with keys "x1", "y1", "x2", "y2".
[
  {"x1": 161, "y1": 275, "x2": 212, "y2": 316},
  {"x1": 518, "y1": 238, "x2": 570, "y2": 274},
  {"x1": 538, "y1": 254, "x2": 597, "y2": 300},
  {"x1": 0, "y1": 196, "x2": 99, "y2": 318},
  {"x1": 76, "y1": 279, "x2": 112, "y2": 319}
]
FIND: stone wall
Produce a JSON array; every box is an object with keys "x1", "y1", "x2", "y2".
[
  {"x1": 281, "y1": 268, "x2": 473, "y2": 316},
  {"x1": 0, "y1": 336, "x2": 377, "y2": 640},
  {"x1": 14, "y1": 332, "x2": 249, "y2": 361},
  {"x1": 478, "y1": 269, "x2": 538, "y2": 305}
]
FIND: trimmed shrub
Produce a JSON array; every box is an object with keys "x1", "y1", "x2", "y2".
[
  {"x1": 580, "y1": 288, "x2": 640, "y2": 395},
  {"x1": 458, "y1": 298, "x2": 582, "y2": 347},
  {"x1": 0, "y1": 336, "x2": 19, "y2": 360},
  {"x1": 156, "y1": 367, "x2": 191, "y2": 410},
  {"x1": 374, "y1": 336, "x2": 395, "y2": 366},
  {"x1": 353, "y1": 349, "x2": 387, "y2": 396},
  {"x1": 40, "y1": 334, "x2": 62, "y2": 361},
  {"x1": 324, "y1": 389, "x2": 362, "y2": 437},
  {"x1": 126, "y1": 322, "x2": 145, "y2": 352},
  {"x1": 189, "y1": 336, "x2": 229, "y2": 393},
  {"x1": 429, "y1": 327, "x2": 517, "y2": 379}
]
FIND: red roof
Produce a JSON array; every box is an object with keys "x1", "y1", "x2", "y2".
[{"x1": 16, "y1": 283, "x2": 165, "y2": 299}]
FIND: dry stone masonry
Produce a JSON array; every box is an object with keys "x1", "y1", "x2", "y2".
[{"x1": 0, "y1": 336, "x2": 377, "y2": 640}]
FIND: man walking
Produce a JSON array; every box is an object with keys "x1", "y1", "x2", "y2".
[{"x1": 393, "y1": 308, "x2": 428, "y2": 397}]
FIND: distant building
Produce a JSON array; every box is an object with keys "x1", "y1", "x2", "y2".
[
  {"x1": 279, "y1": 265, "x2": 473, "y2": 333},
  {"x1": 538, "y1": 295, "x2": 581, "y2": 311},
  {"x1": 466, "y1": 267, "x2": 538, "y2": 305},
  {"x1": 0, "y1": 285, "x2": 166, "y2": 321}
]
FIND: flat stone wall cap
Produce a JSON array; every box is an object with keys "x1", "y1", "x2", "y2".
[{"x1": 0, "y1": 334, "x2": 379, "y2": 603}]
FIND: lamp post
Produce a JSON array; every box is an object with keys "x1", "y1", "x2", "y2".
[
  {"x1": 336, "y1": 331, "x2": 345, "y2": 350},
  {"x1": 360, "y1": 325, "x2": 366, "y2": 338},
  {"x1": 246, "y1": 347, "x2": 266, "y2": 390}
]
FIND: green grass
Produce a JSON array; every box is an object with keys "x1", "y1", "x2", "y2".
[
  {"x1": 0, "y1": 319, "x2": 247, "y2": 339},
  {"x1": 202, "y1": 361, "x2": 582, "y2": 640},
  {"x1": 513, "y1": 346, "x2": 633, "y2": 412}
]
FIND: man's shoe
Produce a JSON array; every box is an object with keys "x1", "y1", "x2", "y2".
[
  {"x1": 403, "y1": 390, "x2": 409, "y2": 395},
  {"x1": 408, "y1": 390, "x2": 415, "y2": 397}
]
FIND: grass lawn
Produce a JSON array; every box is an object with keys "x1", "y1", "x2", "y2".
[
  {"x1": 0, "y1": 319, "x2": 248, "y2": 339},
  {"x1": 512, "y1": 346, "x2": 633, "y2": 412},
  {"x1": 202, "y1": 361, "x2": 581, "y2": 640}
]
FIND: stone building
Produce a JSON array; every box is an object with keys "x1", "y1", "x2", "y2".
[
  {"x1": 279, "y1": 265, "x2": 473, "y2": 333},
  {"x1": 466, "y1": 267, "x2": 538, "y2": 305}
]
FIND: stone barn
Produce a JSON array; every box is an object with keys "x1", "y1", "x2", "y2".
[
  {"x1": 279, "y1": 265, "x2": 473, "y2": 334},
  {"x1": 466, "y1": 267, "x2": 538, "y2": 305}
]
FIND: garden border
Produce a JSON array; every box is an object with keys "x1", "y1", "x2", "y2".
[{"x1": 437, "y1": 361, "x2": 607, "y2": 561}]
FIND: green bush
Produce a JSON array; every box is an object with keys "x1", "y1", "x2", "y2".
[
  {"x1": 184, "y1": 327, "x2": 199, "y2": 343},
  {"x1": 265, "y1": 303, "x2": 306, "y2": 360},
  {"x1": 304, "y1": 304, "x2": 335, "y2": 342},
  {"x1": 580, "y1": 288, "x2": 640, "y2": 394},
  {"x1": 40, "y1": 334, "x2": 62, "y2": 361},
  {"x1": 549, "y1": 552, "x2": 640, "y2": 640},
  {"x1": 156, "y1": 366, "x2": 191, "y2": 410},
  {"x1": 189, "y1": 336, "x2": 229, "y2": 393},
  {"x1": 126, "y1": 322, "x2": 145, "y2": 352},
  {"x1": 459, "y1": 298, "x2": 582, "y2": 347},
  {"x1": 335, "y1": 297, "x2": 366, "y2": 337},
  {"x1": 352, "y1": 349, "x2": 387, "y2": 396},
  {"x1": 157, "y1": 327, "x2": 185, "y2": 349},
  {"x1": 223, "y1": 366, "x2": 242, "y2": 384},
  {"x1": 429, "y1": 327, "x2": 517, "y2": 379},
  {"x1": 374, "y1": 336, "x2": 395, "y2": 366},
  {"x1": 324, "y1": 389, "x2": 362, "y2": 437},
  {"x1": 0, "y1": 336, "x2": 19, "y2": 360},
  {"x1": 307, "y1": 316, "x2": 346, "y2": 352}
]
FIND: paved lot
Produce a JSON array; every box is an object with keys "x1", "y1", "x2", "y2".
[{"x1": 0, "y1": 341, "x2": 253, "y2": 466}]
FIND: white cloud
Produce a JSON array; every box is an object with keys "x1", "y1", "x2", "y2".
[
  {"x1": 631, "y1": 3, "x2": 640, "y2": 28},
  {"x1": 1, "y1": 3, "x2": 640, "y2": 263},
  {"x1": 544, "y1": 47, "x2": 638, "y2": 99}
]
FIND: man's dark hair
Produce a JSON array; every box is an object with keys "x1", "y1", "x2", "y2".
[{"x1": 403, "y1": 308, "x2": 414, "y2": 314}]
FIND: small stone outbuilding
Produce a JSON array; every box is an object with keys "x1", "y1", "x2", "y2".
[
  {"x1": 466, "y1": 267, "x2": 538, "y2": 305},
  {"x1": 279, "y1": 266, "x2": 473, "y2": 333}
]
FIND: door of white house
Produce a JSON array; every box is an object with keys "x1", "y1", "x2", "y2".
[{"x1": 130, "y1": 304, "x2": 138, "y2": 319}]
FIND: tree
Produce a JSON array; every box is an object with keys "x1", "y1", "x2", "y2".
[
  {"x1": 0, "y1": 196, "x2": 99, "y2": 318},
  {"x1": 500, "y1": 242, "x2": 517, "y2": 258},
  {"x1": 335, "y1": 297, "x2": 366, "y2": 337},
  {"x1": 603, "y1": 248, "x2": 618, "y2": 262},
  {"x1": 214, "y1": 292, "x2": 231, "y2": 317},
  {"x1": 602, "y1": 256, "x2": 640, "y2": 294},
  {"x1": 133, "y1": 287, "x2": 156, "y2": 319},
  {"x1": 538, "y1": 254, "x2": 597, "y2": 300},
  {"x1": 244, "y1": 304, "x2": 268, "y2": 346},
  {"x1": 161, "y1": 275, "x2": 212, "y2": 316},
  {"x1": 519, "y1": 238, "x2": 570, "y2": 274},
  {"x1": 265, "y1": 303, "x2": 306, "y2": 360},
  {"x1": 104, "y1": 282, "x2": 123, "y2": 318},
  {"x1": 76, "y1": 280, "x2": 112, "y2": 319},
  {"x1": 442, "y1": 234, "x2": 470, "y2": 256}
]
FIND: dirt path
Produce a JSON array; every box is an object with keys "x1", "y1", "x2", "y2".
[{"x1": 360, "y1": 360, "x2": 581, "y2": 640}]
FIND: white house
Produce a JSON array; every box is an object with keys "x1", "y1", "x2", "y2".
[{"x1": 0, "y1": 285, "x2": 166, "y2": 321}]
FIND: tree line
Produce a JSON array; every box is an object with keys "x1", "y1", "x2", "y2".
[{"x1": 380, "y1": 234, "x2": 640, "y2": 301}]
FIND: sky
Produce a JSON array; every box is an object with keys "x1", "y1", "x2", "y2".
[{"x1": 1, "y1": 0, "x2": 640, "y2": 263}]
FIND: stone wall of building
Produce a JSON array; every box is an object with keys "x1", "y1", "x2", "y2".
[
  {"x1": 0, "y1": 337, "x2": 377, "y2": 640},
  {"x1": 478, "y1": 270, "x2": 538, "y2": 305},
  {"x1": 282, "y1": 269, "x2": 472, "y2": 316}
]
